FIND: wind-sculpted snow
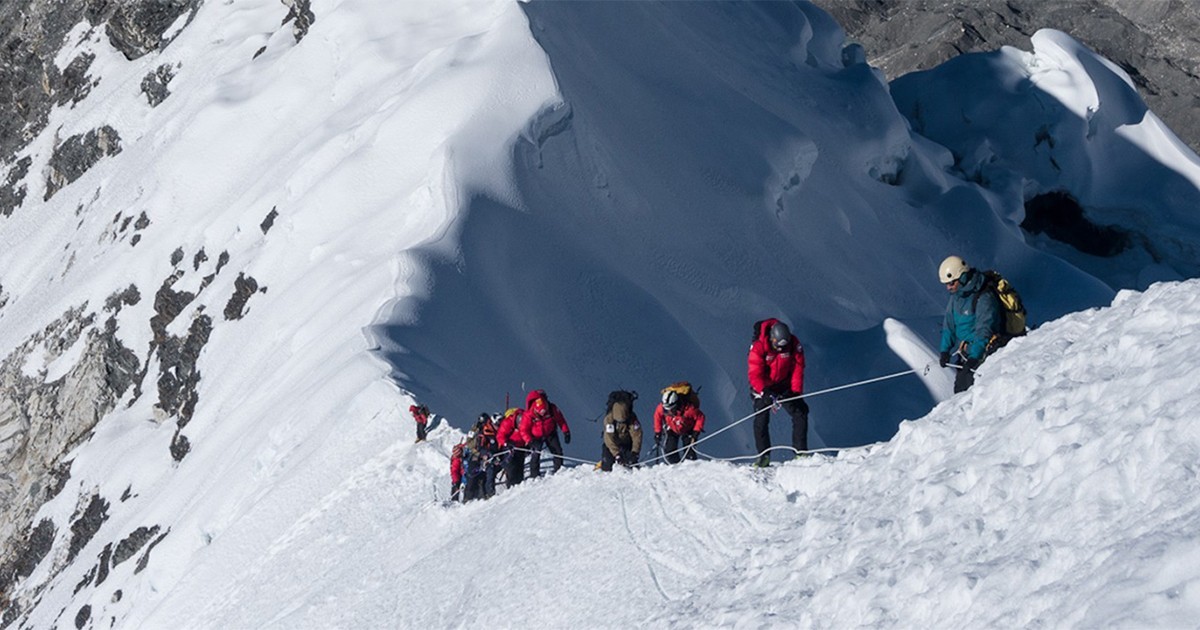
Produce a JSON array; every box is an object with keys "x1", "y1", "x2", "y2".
[
  {"x1": 378, "y1": 1, "x2": 1115, "y2": 455},
  {"x1": 2, "y1": 0, "x2": 1199, "y2": 627},
  {"x1": 140, "y1": 280, "x2": 1200, "y2": 628},
  {"x1": 892, "y1": 29, "x2": 1200, "y2": 290}
]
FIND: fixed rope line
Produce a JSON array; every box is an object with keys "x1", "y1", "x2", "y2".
[
  {"x1": 510, "y1": 445, "x2": 598, "y2": 467},
  {"x1": 640, "y1": 367, "x2": 920, "y2": 466},
  {"x1": 475, "y1": 366, "x2": 928, "y2": 472},
  {"x1": 693, "y1": 442, "x2": 884, "y2": 464}
]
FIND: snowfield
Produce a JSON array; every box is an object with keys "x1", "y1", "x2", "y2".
[
  {"x1": 139, "y1": 280, "x2": 1200, "y2": 628},
  {"x1": 2, "y1": 0, "x2": 1200, "y2": 627}
]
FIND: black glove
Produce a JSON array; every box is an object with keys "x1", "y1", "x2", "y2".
[
  {"x1": 563, "y1": 432, "x2": 571, "y2": 444},
  {"x1": 963, "y1": 357, "x2": 981, "y2": 372},
  {"x1": 654, "y1": 431, "x2": 662, "y2": 444},
  {"x1": 627, "y1": 451, "x2": 639, "y2": 465},
  {"x1": 939, "y1": 351, "x2": 950, "y2": 368},
  {"x1": 618, "y1": 449, "x2": 634, "y2": 467}
]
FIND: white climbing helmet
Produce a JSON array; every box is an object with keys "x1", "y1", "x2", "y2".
[{"x1": 938, "y1": 255, "x2": 970, "y2": 284}]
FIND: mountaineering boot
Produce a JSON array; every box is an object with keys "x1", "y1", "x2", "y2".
[{"x1": 753, "y1": 454, "x2": 771, "y2": 468}]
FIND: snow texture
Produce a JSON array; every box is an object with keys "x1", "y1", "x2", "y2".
[{"x1": 2, "y1": 1, "x2": 1199, "y2": 628}]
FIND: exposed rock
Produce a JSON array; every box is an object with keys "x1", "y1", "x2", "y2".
[
  {"x1": 169, "y1": 432, "x2": 190, "y2": 462},
  {"x1": 811, "y1": 0, "x2": 1200, "y2": 152},
  {"x1": 0, "y1": 157, "x2": 31, "y2": 217},
  {"x1": 134, "y1": 529, "x2": 169, "y2": 573},
  {"x1": 112, "y1": 526, "x2": 160, "y2": 568},
  {"x1": 0, "y1": 289, "x2": 142, "y2": 611},
  {"x1": 93, "y1": 542, "x2": 111, "y2": 585},
  {"x1": 73, "y1": 564, "x2": 96, "y2": 595},
  {"x1": 223, "y1": 273, "x2": 260, "y2": 321},
  {"x1": 170, "y1": 248, "x2": 184, "y2": 267},
  {"x1": 44, "y1": 126, "x2": 123, "y2": 201},
  {"x1": 106, "y1": 0, "x2": 202, "y2": 61},
  {"x1": 192, "y1": 249, "x2": 208, "y2": 271},
  {"x1": 140, "y1": 64, "x2": 176, "y2": 107},
  {"x1": 0, "y1": 0, "x2": 201, "y2": 180},
  {"x1": 156, "y1": 314, "x2": 212, "y2": 429},
  {"x1": 148, "y1": 271, "x2": 195, "y2": 344},
  {"x1": 66, "y1": 494, "x2": 109, "y2": 563},
  {"x1": 282, "y1": 0, "x2": 316, "y2": 43},
  {"x1": 102, "y1": 285, "x2": 140, "y2": 314},
  {"x1": 73, "y1": 604, "x2": 89, "y2": 629},
  {"x1": 260, "y1": 207, "x2": 278, "y2": 234},
  {"x1": 56, "y1": 53, "x2": 96, "y2": 107},
  {"x1": 0, "y1": 518, "x2": 56, "y2": 598}
]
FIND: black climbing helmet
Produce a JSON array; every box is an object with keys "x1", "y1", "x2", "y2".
[{"x1": 769, "y1": 322, "x2": 791, "y2": 349}]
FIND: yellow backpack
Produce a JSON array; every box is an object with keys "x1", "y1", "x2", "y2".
[
  {"x1": 977, "y1": 270, "x2": 1028, "y2": 347},
  {"x1": 661, "y1": 381, "x2": 701, "y2": 409}
]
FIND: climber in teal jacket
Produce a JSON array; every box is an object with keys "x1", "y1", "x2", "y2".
[{"x1": 937, "y1": 255, "x2": 1001, "y2": 392}]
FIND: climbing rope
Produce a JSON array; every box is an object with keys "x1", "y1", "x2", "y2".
[{"x1": 638, "y1": 367, "x2": 921, "y2": 467}]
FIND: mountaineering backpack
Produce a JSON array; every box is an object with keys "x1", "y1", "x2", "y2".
[
  {"x1": 974, "y1": 269, "x2": 1028, "y2": 346},
  {"x1": 606, "y1": 390, "x2": 638, "y2": 416},
  {"x1": 752, "y1": 319, "x2": 770, "y2": 343},
  {"x1": 661, "y1": 381, "x2": 700, "y2": 409}
]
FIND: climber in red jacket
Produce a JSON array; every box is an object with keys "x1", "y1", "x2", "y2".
[
  {"x1": 747, "y1": 318, "x2": 808, "y2": 467},
  {"x1": 519, "y1": 389, "x2": 571, "y2": 477}
]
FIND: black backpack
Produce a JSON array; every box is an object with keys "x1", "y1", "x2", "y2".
[
  {"x1": 606, "y1": 390, "x2": 637, "y2": 415},
  {"x1": 752, "y1": 319, "x2": 771, "y2": 343}
]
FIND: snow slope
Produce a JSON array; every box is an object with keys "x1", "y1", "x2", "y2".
[
  {"x1": 3, "y1": 0, "x2": 1200, "y2": 627},
  {"x1": 137, "y1": 279, "x2": 1200, "y2": 628}
]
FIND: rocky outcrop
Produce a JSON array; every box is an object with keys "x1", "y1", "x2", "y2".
[
  {"x1": 140, "y1": 64, "x2": 177, "y2": 107},
  {"x1": 105, "y1": 0, "x2": 202, "y2": 61},
  {"x1": 0, "y1": 0, "x2": 200, "y2": 215},
  {"x1": 0, "y1": 290, "x2": 140, "y2": 610},
  {"x1": 223, "y1": 273, "x2": 261, "y2": 321},
  {"x1": 811, "y1": 0, "x2": 1200, "y2": 153},
  {"x1": 0, "y1": 158, "x2": 31, "y2": 217},
  {"x1": 282, "y1": 0, "x2": 316, "y2": 43},
  {"x1": 44, "y1": 126, "x2": 122, "y2": 200}
]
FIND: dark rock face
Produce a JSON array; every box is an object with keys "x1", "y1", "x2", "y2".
[
  {"x1": 0, "y1": 518, "x2": 56, "y2": 599},
  {"x1": 44, "y1": 126, "x2": 123, "y2": 201},
  {"x1": 223, "y1": 273, "x2": 260, "y2": 321},
  {"x1": 93, "y1": 542, "x2": 112, "y2": 585},
  {"x1": 1, "y1": 0, "x2": 201, "y2": 216},
  {"x1": 0, "y1": 157, "x2": 31, "y2": 217},
  {"x1": 811, "y1": 0, "x2": 1200, "y2": 153},
  {"x1": 260, "y1": 207, "x2": 279, "y2": 234},
  {"x1": 56, "y1": 52, "x2": 97, "y2": 106},
  {"x1": 134, "y1": 529, "x2": 169, "y2": 573},
  {"x1": 73, "y1": 604, "x2": 90, "y2": 629},
  {"x1": 112, "y1": 526, "x2": 160, "y2": 567},
  {"x1": 105, "y1": 0, "x2": 202, "y2": 61},
  {"x1": 66, "y1": 494, "x2": 109, "y2": 563},
  {"x1": 156, "y1": 314, "x2": 212, "y2": 430},
  {"x1": 141, "y1": 64, "x2": 177, "y2": 107},
  {"x1": 283, "y1": 0, "x2": 316, "y2": 43},
  {"x1": 0, "y1": 289, "x2": 142, "y2": 614}
]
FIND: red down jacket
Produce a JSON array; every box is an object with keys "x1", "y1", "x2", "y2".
[
  {"x1": 519, "y1": 389, "x2": 570, "y2": 443},
  {"x1": 496, "y1": 408, "x2": 528, "y2": 449},
  {"x1": 653, "y1": 402, "x2": 706, "y2": 435},
  {"x1": 747, "y1": 318, "x2": 805, "y2": 395}
]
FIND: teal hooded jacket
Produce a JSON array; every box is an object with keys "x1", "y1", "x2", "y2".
[{"x1": 939, "y1": 269, "x2": 1002, "y2": 361}]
